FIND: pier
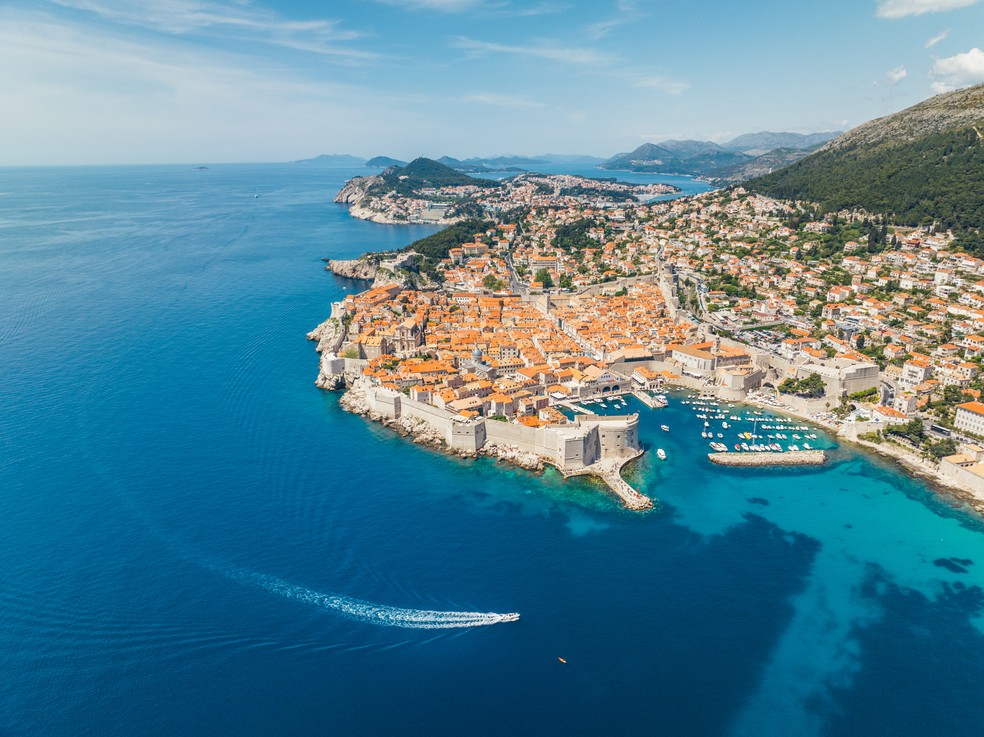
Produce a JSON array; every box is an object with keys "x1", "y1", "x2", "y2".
[
  {"x1": 561, "y1": 450, "x2": 653, "y2": 511},
  {"x1": 708, "y1": 450, "x2": 825, "y2": 467}
]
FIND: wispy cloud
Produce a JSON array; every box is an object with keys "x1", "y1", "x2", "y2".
[
  {"x1": 876, "y1": 0, "x2": 981, "y2": 19},
  {"x1": 630, "y1": 76, "x2": 690, "y2": 95},
  {"x1": 50, "y1": 0, "x2": 375, "y2": 59},
  {"x1": 452, "y1": 36, "x2": 615, "y2": 66},
  {"x1": 512, "y1": 2, "x2": 570, "y2": 17},
  {"x1": 373, "y1": 0, "x2": 485, "y2": 11},
  {"x1": 0, "y1": 11, "x2": 414, "y2": 164},
  {"x1": 925, "y1": 29, "x2": 950, "y2": 47},
  {"x1": 930, "y1": 46, "x2": 984, "y2": 92},
  {"x1": 464, "y1": 92, "x2": 546, "y2": 108},
  {"x1": 885, "y1": 65, "x2": 908, "y2": 83},
  {"x1": 587, "y1": 0, "x2": 639, "y2": 40}
]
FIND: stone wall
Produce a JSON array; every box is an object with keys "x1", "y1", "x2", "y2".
[{"x1": 360, "y1": 383, "x2": 641, "y2": 471}]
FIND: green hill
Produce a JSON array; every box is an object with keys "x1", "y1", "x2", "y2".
[
  {"x1": 371, "y1": 157, "x2": 500, "y2": 197},
  {"x1": 748, "y1": 83, "x2": 984, "y2": 249}
]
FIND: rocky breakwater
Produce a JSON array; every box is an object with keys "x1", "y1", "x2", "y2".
[
  {"x1": 708, "y1": 450, "x2": 826, "y2": 467},
  {"x1": 306, "y1": 316, "x2": 346, "y2": 390}
]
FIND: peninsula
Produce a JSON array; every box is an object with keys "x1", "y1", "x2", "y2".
[
  {"x1": 333, "y1": 157, "x2": 679, "y2": 225},
  {"x1": 314, "y1": 83, "x2": 984, "y2": 516}
]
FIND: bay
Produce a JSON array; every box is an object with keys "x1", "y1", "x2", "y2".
[{"x1": 0, "y1": 163, "x2": 981, "y2": 736}]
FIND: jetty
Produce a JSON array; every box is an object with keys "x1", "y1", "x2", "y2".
[
  {"x1": 707, "y1": 450, "x2": 825, "y2": 467},
  {"x1": 561, "y1": 450, "x2": 652, "y2": 510}
]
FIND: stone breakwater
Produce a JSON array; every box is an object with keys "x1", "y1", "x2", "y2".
[{"x1": 708, "y1": 450, "x2": 826, "y2": 467}]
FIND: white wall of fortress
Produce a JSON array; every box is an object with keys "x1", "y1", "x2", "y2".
[{"x1": 362, "y1": 385, "x2": 639, "y2": 469}]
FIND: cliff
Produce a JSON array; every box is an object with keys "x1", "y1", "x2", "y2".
[
  {"x1": 325, "y1": 257, "x2": 380, "y2": 281},
  {"x1": 325, "y1": 253, "x2": 440, "y2": 290}
]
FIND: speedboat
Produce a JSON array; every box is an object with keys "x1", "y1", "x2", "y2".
[{"x1": 661, "y1": 424, "x2": 670, "y2": 432}]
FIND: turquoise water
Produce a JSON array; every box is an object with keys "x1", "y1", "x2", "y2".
[{"x1": 1, "y1": 164, "x2": 982, "y2": 736}]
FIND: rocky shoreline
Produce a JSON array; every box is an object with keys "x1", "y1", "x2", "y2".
[
  {"x1": 324, "y1": 257, "x2": 380, "y2": 281},
  {"x1": 339, "y1": 380, "x2": 546, "y2": 472},
  {"x1": 334, "y1": 177, "x2": 459, "y2": 225}
]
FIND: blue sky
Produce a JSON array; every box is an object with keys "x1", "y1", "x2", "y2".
[{"x1": 2, "y1": 0, "x2": 983, "y2": 164}]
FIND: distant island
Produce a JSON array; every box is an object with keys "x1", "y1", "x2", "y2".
[{"x1": 292, "y1": 154, "x2": 367, "y2": 166}]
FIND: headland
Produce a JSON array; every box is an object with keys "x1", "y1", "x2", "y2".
[{"x1": 313, "y1": 153, "x2": 984, "y2": 520}]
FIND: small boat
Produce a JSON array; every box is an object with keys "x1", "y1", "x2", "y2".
[
  {"x1": 701, "y1": 431, "x2": 708, "y2": 438},
  {"x1": 661, "y1": 424, "x2": 670, "y2": 432},
  {"x1": 722, "y1": 422, "x2": 729, "y2": 429},
  {"x1": 741, "y1": 442, "x2": 749, "y2": 451},
  {"x1": 803, "y1": 443, "x2": 811, "y2": 449},
  {"x1": 558, "y1": 657, "x2": 567, "y2": 664},
  {"x1": 734, "y1": 444, "x2": 741, "y2": 451},
  {"x1": 717, "y1": 433, "x2": 723, "y2": 438},
  {"x1": 657, "y1": 448, "x2": 667, "y2": 460}
]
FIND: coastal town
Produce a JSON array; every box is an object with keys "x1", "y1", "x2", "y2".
[{"x1": 312, "y1": 173, "x2": 984, "y2": 514}]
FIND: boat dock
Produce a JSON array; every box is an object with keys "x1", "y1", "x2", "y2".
[
  {"x1": 560, "y1": 401, "x2": 597, "y2": 415},
  {"x1": 631, "y1": 391, "x2": 667, "y2": 409},
  {"x1": 707, "y1": 450, "x2": 825, "y2": 467}
]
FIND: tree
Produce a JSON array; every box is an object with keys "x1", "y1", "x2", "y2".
[
  {"x1": 943, "y1": 385, "x2": 965, "y2": 404},
  {"x1": 482, "y1": 274, "x2": 504, "y2": 291},
  {"x1": 534, "y1": 268, "x2": 554, "y2": 288},
  {"x1": 559, "y1": 274, "x2": 573, "y2": 290},
  {"x1": 926, "y1": 438, "x2": 956, "y2": 460}
]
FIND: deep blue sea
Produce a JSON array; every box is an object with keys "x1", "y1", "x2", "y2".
[{"x1": 1, "y1": 163, "x2": 983, "y2": 736}]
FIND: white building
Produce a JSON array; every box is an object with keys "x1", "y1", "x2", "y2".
[{"x1": 955, "y1": 401, "x2": 984, "y2": 436}]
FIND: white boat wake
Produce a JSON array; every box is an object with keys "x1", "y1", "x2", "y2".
[{"x1": 225, "y1": 567, "x2": 520, "y2": 629}]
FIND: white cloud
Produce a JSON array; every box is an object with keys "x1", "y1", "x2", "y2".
[
  {"x1": 0, "y1": 13, "x2": 413, "y2": 164},
  {"x1": 930, "y1": 47, "x2": 984, "y2": 92},
  {"x1": 885, "y1": 65, "x2": 908, "y2": 83},
  {"x1": 452, "y1": 36, "x2": 614, "y2": 66},
  {"x1": 50, "y1": 0, "x2": 374, "y2": 59},
  {"x1": 630, "y1": 76, "x2": 690, "y2": 95},
  {"x1": 374, "y1": 0, "x2": 484, "y2": 10},
  {"x1": 587, "y1": 0, "x2": 639, "y2": 40},
  {"x1": 876, "y1": 0, "x2": 981, "y2": 19},
  {"x1": 464, "y1": 92, "x2": 546, "y2": 108},
  {"x1": 925, "y1": 29, "x2": 950, "y2": 47}
]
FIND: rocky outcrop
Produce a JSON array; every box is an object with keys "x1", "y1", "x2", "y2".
[
  {"x1": 307, "y1": 317, "x2": 348, "y2": 390},
  {"x1": 325, "y1": 257, "x2": 380, "y2": 281},
  {"x1": 306, "y1": 316, "x2": 344, "y2": 353},
  {"x1": 333, "y1": 176, "x2": 379, "y2": 205}
]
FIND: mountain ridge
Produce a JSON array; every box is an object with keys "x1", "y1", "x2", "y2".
[{"x1": 747, "y1": 83, "x2": 984, "y2": 250}]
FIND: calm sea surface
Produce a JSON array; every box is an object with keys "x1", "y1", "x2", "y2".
[{"x1": 1, "y1": 164, "x2": 982, "y2": 736}]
